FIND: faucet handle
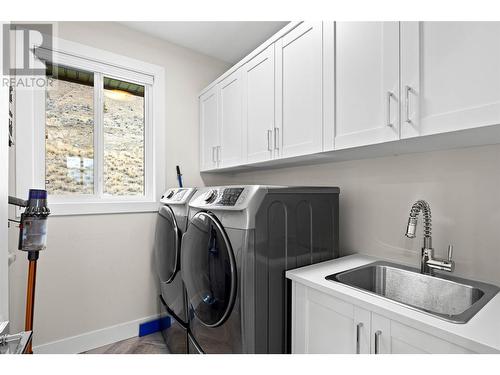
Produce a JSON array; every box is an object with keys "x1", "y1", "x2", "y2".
[{"x1": 447, "y1": 245, "x2": 453, "y2": 261}]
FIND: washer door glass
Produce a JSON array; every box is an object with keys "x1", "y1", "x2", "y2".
[
  {"x1": 181, "y1": 212, "x2": 237, "y2": 327},
  {"x1": 154, "y1": 205, "x2": 180, "y2": 284}
]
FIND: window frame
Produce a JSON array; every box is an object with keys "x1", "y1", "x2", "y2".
[{"x1": 15, "y1": 36, "x2": 165, "y2": 215}]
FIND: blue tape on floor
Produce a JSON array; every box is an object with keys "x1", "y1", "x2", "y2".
[{"x1": 139, "y1": 316, "x2": 171, "y2": 337}]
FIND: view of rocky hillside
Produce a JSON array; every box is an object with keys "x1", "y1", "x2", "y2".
[{"x1": 45, "y1": 78, "x2": 144, "y2": 196}]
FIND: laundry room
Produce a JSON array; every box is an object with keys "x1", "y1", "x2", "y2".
[{"x1": 1, "y1": 1, "x2": 500, "y2": 374}]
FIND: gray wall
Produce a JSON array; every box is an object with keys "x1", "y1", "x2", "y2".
[
  {"x1": 203, "y1": 144, "x2": 500, "y2": 286},
  {"x1": 8, "y1": 21, "x2": 229, "y2": 347}
]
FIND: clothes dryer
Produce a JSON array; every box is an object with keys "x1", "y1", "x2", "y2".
[{"x1": 154, "y1": 187, "x2": 197, "y2": 353}]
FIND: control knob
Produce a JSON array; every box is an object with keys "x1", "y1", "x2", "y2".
[{"x1": 203, "y1": 189, "x2": 218, "y2": 203}]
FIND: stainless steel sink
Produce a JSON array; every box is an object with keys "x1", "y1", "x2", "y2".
[{"x1": 326, "y1": 261, "x2": 499, "y2": 323}]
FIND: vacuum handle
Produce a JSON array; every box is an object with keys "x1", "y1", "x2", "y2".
[{"x1": 9, "y1": 196, "x2": 28, "y2": 207}]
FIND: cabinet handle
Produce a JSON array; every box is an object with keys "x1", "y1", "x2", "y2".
[
  {"x1": 356, "y1": 323, "x2": 363, "y2": 354},
  {"x1": 274, "y1": 128, "x2": 280, "y2": 150},
  {"x1": 374, "y1": 330, "x2": 382, "y2": 354},
  {"x1": 386, "y1": 91, "x2": 394, "y2": 128},
  {"x1": 267, "y1": 129, "x2": 273, "y2": 151},
  {"x1": 405, "y1": 85, "x2": 413, "y2": 124},
  {"x1": 217, "y1": 146, "x2": 221, "y2": 164},
  {"x1": 212, "y1": 146, "x2": 216, "y2": 163}
]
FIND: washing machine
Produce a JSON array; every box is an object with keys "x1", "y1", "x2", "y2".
[
  {"x1": 153, "y1": 187, "x2": 197, "y2": 354},
  {"x1": 180, "y1": 185, "x2": 340, "y2": 354}
]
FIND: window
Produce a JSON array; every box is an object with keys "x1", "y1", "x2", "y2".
[
  {"x1": 45, "y1": 65, "x2": 146, "y2": 197},
  {"x1": 16, "y1": 37, "x2": 165, "y2": 215},
  {"x1": 45, "y1": 64, "x2": 95, "y2": 195},
  {"x1": 103, "y1": 77, "x2": 145, "y2": 196}
]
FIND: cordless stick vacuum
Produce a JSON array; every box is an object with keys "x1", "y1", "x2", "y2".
[{"x1": 8, "y1": 189, "x2": 50, "y2": 354}]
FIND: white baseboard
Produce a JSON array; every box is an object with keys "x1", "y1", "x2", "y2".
[{"x1": 33, "y1": 314, "x2": 160, "y2": 354}]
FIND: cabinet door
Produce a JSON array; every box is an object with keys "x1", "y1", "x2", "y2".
[
  {"x1": 243, "y1": 44, "x2": 276, "y2": 163},
  {"x1": 401, "y1": 21, "x2": 500, "y2": 138},
  {"x1": 219, "y1": 70, "x2": 244, "y2": 167},
  {"x1": 335, "y1": 22, "x2": 400, "y2": 149},
  {"x1": 199, "y1": 88, "x2": 219, "y2": 171},
  {"x1": 292, "y1": 282, "x2": 370, "y2": 354},
  {"x1": 276, "y1": 22, "x2": 323, "y2": 158},
  {"x1": 371, "y1": 313, "x2": 475, "y2": 354}
]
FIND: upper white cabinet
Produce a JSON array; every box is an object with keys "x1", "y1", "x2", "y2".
[
  {"x1": 335, "y1": 22, "x2": 400, "y2": 149},
  {"x1": 199, "y1": 87, "x2": 219, "y2": 171},
  {"x1": 218, "y1": 70, "x2": 244, "y2": 167},
  {"x1": 276, "y1": 22, "x2": 323, "y2": 158},
  {"x1": 200, "y1": 21, "x2": 500, "y2": 172},
  {"x1": 401, "y1": 21, "x2": 500, "y2": 139},
  {"x1": 243, "y1": 44, "x2": 276, "y2": 163}
]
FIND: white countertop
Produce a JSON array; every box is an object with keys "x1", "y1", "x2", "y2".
[{"x1": 286, "y1": 254, "x2": 500, "y2": 353}]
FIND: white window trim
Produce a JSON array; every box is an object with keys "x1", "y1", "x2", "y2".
[{"x1": 15, "y1": 36, "x2": 166, "y2": 216}]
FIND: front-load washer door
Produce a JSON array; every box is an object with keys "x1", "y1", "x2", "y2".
[
  {"x1": 154, "y1": 205, "x2": 180, "y2": 284},
  {"x1": 181, "y1": 211, "x2": 237, "y2": 328}
]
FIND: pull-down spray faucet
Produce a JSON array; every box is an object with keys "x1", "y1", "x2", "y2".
[{"x1": 405, "y1": 200, "x2": 454, "y2": 275}]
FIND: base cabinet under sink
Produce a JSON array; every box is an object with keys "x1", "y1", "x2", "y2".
[
  {"x1": 292, "y1": 283, "x2": 371, "y2": 353},
  {"x1": 371, "y1": 313, "x2": 474, "y2": 354},
  {"x1": 291, "y1": 282, "x2": 476, "y2": 354}
]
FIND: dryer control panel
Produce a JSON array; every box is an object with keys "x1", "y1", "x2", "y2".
[{"x1": 160, "y1": 187, "x2": 196, "y2": 204}]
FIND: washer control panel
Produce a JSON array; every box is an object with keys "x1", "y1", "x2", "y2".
[
  {"x1": 201, "y1": 189, "x2": 217, "y2": 203},
  {"x1": 200, "y1": 188, "x2": 244, "y2": 206},
  {"x1": 190, "y1": 186, "x2": 253, "y2": 209},
  {"x1": 218, "y1": 188, "x2": 244, "y2": 206}
]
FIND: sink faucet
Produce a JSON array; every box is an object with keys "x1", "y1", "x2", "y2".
[{"x1": 404, "y1": 200, "x2": 454, "y2": 275}]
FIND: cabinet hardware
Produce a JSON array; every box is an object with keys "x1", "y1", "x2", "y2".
[
  {"x1": 217, "y1": 146, "x2": 221, "y2": 164},
  {"x1": 274, "y1": 128, "x2": 280, "y2": 150},
  {"x1": 212, "y1": 146, "x2": 217, "y2": 163},
  {"x1": 405, "y1": 85, "x2": 413, "y2": 124},
  {"x1": 356, "y1": 323, "x2": 363, "y2": 354},
  {"x1": 267, "y1": 129, "x2": 273, "y2": 152},
  {"x1": 387, "y1": 91, "x2": 394, "y2": 127},
  {"x1": 374, "y1": 330, "x2": 382, "y2": 354}
]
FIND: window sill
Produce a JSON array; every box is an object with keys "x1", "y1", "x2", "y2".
[{"x1": 46, "y1": 200, "x2": 160, "y2": 216}]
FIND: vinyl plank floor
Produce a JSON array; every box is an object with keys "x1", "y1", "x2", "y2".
[{"x1": 82, "y1": 332, "x2": 169, "y2": 354}]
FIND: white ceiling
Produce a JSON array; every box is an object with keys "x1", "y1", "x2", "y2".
[{"x1": 120, "y1": 21, "x2": 289, "y2": 64}]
